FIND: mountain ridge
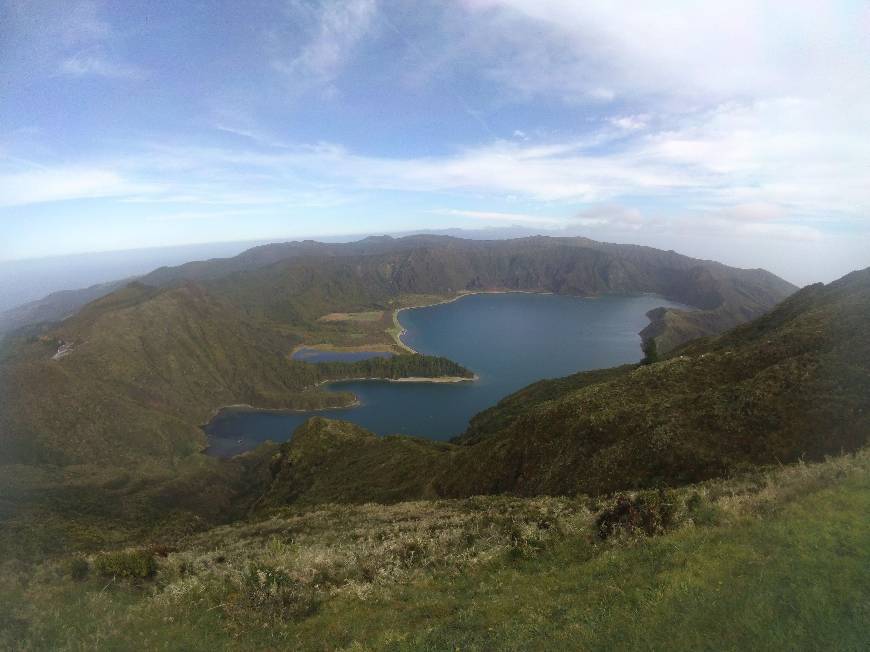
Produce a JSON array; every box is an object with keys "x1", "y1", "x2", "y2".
[
  {"x1": 1, "y1": 235, "x2": 795, "y2": 353},
  {"x1": 0, "y1": 234, "x2": 796, "y2": 470}
]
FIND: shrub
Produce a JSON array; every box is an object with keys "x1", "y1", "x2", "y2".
[
  {"x1": 232, "y1": 563, "x2": 320, "y2": 620},
  {"x1": 641, "y1": 338, "x2": 659, "y2": 365},
  {"x1": 685, "y1": 492, "x2": 724, "y2": 526},
  {"x1": 93, "y1": 549, "x2": 157, "y2": 580},
  {"x1": 150, "y1": 543, "x2": 176, "y2": 558},
  {"x1": 595, "y1": 490, "x2": 678, "y2": 539},
  {"x1": 504, "y1": 519, "x2": 553, "y2": 559},
  {"x1": 67, "y1": 557, "x2": 89, "y2": 581}
]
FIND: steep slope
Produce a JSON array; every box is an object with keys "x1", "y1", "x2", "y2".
[
  {"x1": 0, "y1": 286, "x2": 472, "y2": 467},
  {"x1": 0, "y1": 283, "x2": 346, "y2": 465},
  {"x1": 0, "y1": 279, "x2": 128, "y2": 340},
  {"x1": 255, "y1": 267, "x2": 870, "y2": 509},
  {"x1": 253, "y1": 418, "x2": 452, "y2": 508},
  {"x1": 4, "y1": 235, "x2": 796, "y2": 355},
  {"x1": 448, "y1": 267, "x2": 870, "y2": 495},
  {"x1": 190, "y1": 236, "x2": 795, "y2": 353},
  {"x1": 0, "y1": 235, "x2": 793, "y2": 466}
]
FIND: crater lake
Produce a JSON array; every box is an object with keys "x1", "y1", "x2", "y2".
[{"x1": 205, "y1": 292, "x2": 687, "y2": 456}]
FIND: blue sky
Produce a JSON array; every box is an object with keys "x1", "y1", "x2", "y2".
[{"x1": 1, "y1": 0, "x2": 869, "y2": 284}]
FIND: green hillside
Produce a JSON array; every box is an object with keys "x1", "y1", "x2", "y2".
[
  {"x1": 6, "y1": 240, "x2": 865, "y2": 651},
  {"x1": 0, "y1": 263, "x2": 859, "y2": 566},
  {"x1": 252, "y1": 268, "x2": 870, "y2": 510},
  {"x1": 0, "y1": 283, "x2": 470, "y2": 467},
  {"x1": 0, "y1": 279, "x2": 128, "y2": 340},
  {"x1": 183, "y1": 235, "x2": 796, "y2": 355},
  {"x1": 0, "y1": 283, "x2": 344, "y2": 465},
  {"x1": 0, "y1": 235, "x2": 793, "y2": 468},
  {"x1": 3, "y1": 448, "x2": 867, "y2": 650},
  {"x1": 2, "y1": 235, "x2": 795, "y2": 353}
]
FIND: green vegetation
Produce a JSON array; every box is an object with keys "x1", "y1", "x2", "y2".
[
  {"x1": 2, "y1": 235, "x2": 796, "y2": 351},
  {"x1": 0, "y1": 286, "x2": 468, "y2": 468},
  {"x1": 0, "y1": 234, "x2": 794, "y2": 469},
  {"x1": 0, "y1": 261, "x2": 858, "y2": 568},
  {"x1": 318, "y1": 310, "x2": 385, "y2": 322},
  {"x1": 3, "y1": 236, "x2": 864, "y2": 650},
  {"x1": 0, "y1": 279, "x2": 127, "y2": 340},
  {"x1": 439, "y1": 268, "x2": 870, "y2": 496},
  {"x1": 298, "y1": 353, "x2": 474, "y2": 382},
  {"x1": 254, "y1": 418, "x2": 454, "y2": 508},
  {"x1": 248, "y1": 269, "x2": 870, "y2": 508},
  {"x1": 459, "y1": 365, "x2": 630, "y2": 445},
  {"x1": 93, "y1": 548, "x2": 157, "y2": 580},
  {"x1": 0, "y1": 442, "x2": 279, "y2": 561},
  {"x1": 1, "y1": 450, "x2": 866, "y2": 649},
  {"x1": 0, "y1": 283, "x2": 349, "y2": 466},
  {"x1": 195, "y1": 236, "x2": 794, "y2": 356},
  {"x1": 640, "y1": 336, "x2": 658, "y2": 364}
]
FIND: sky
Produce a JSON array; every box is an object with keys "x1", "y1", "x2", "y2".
[{"x1": 1, "y1": 0, "x2": 869, "y2": 285}]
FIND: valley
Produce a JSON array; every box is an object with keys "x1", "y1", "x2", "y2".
[
  {"x1": 5, "y1": 4, "x2": 865, "y2": 647},
  {"x1": 0, "y1": 235, "x2": 866, "y2": 649},
  {"x1": 206, "y1": 292, "x2": 689, "y2": 456}
]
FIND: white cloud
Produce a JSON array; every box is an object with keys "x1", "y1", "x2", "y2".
[
  {"x1": 0, "y1": 167, "x2": 155, "y2": 206},
  {"x1": 588, "y1": 88, "x2": 615, "y2": 102},
  {"x1": 729, "y1": 221, "x2": 822, "y2": 242},
  {"x1": 432, "y1": 209, "x2": 568, "y2": 226},
  {"x1": 270, "y1": 0, "x2": 378, "y2": 94},
  {"x1": 59, "y1": 54, "x2": 144, "y2": 79},
  {"x1": 7, "y1": 89, "x2": 864, "y2": 247},
  {"x1": 718, "y1": 203, "x2": 787, "y2": 223},
  {"x1": 440, "y1": 2, "x2": 870, "y2": 226},
  {"x1": 61, "y1": 94, "x2": 862, "y2": 233},
  {"x1": 458, "y1": 1, "x2": 869, "y2": 105},
  {"x1": 209, "y1": 110, "x2": 293, "y2": 149},
  {"x1": 562, "y1": 205, "x2": 826, "y2": 245},
  {"x1": 638, "y1": 99, "x2": 870, "y2": 217},
  {"x1": 575, "y1": 205, "x2": 645, "y2": 229},
  {"x1": 4, "y1": 1, "x2": 144, "y2": 82},
  {"x1": 260, "y1": 139, "x2": 694, "y2": 202},
  {"x1": 4, "y1": 1, "x2": 866, "y2": 258},
  {"x1": 609, "y1": 115, "x2": 648, "y2": 131}
]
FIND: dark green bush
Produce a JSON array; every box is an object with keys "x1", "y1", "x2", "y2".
[
  {"x1": 67, "y1": 557, "x2": 89, "y2": 581},
  {"x1": 685, "y1": 492, "x2": 724, "y2": 526},
  {"x1": 93, "y1": 549, "x2": 156, "y2": 579},
  {"x1": 595, "y1": 490, "x2": 678, "y2": 539},
  {"x1": 640, "y1": 338, "x2": 659, "y2": 365}
]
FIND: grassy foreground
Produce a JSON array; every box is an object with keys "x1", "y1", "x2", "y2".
[{"x1": 2, "y1": 450, "x2": 868, "y2": 650}]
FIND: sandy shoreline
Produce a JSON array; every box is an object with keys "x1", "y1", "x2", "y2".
[
  {"x1": 318, "y1": 374, "x2": 477, "y2": 386},
  {"x1": 288, "y1": 290, "x2": 552, "y2": 357},
  {"x1": 376, "y1": 375, "x2": 477, "y2": 383},
  {"x1": 295, "y1": 289, "x2": 669, "y2": 359}
]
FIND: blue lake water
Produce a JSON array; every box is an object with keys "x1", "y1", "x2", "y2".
[{"x1": 205, "y1": 293, "x2": 687, "y2": 456}]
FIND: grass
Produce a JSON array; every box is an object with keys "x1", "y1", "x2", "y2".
[
  {"x1": 354, "y1": 474, "x2": 868, "y2": 651},
  {"x1": 2, "y1": 449, "x2": 867, "y2": 650}
]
